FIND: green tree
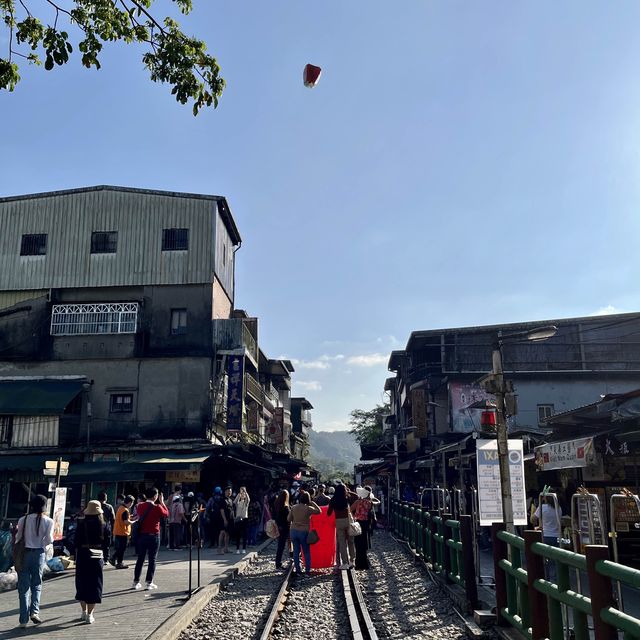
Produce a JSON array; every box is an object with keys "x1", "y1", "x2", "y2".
[
  {"x1": 0, "y1": 0, "x2": 223, "y2": 114},
  {"x1": 348, "y1": 403, "x2": 390, "y2": 446}
]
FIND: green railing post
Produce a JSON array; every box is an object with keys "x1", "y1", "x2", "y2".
[
  {"x1": 441, "y1": 512, "x2": 452, "y2": 583},
  {"x1": 409, "y1": 503, "x2": 415, "y2": 548},
  {"x1": 460, "y1": 515, "x2": 478, "y2": 613},
  {"x1": 492, "y1": 522, "x2": 509, "y2": 627},
  {"x1": 429, "y1": 511, "x2": 439, "y2": 571},
  {"x1": 420, "y1": 508, "x2": 429, "y2": 561},
  {"x1": 586, "y1": 545, "x2": 617, "y2": 640},
  {"x1": 524, "y1": 530, "x2": 549, "y2": 640}
]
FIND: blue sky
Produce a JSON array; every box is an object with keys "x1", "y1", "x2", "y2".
[{"x1": 2, "y1": 2, "x2": 640, "y2": 431}]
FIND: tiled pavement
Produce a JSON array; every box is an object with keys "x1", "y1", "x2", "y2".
[{"x1": 0, "y1": 545, "x2": 261, "y2": 639}]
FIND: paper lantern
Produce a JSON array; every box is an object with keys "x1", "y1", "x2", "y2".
[{"x1": 303, "y1": 63, "x2": 322, "y2": 88}]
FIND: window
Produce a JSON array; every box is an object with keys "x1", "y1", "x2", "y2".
[
  {"x1": 51, "y1": 303, "x2": 138, "y2": 336},
  {"x1": 91, "y1": 231, "x2": 118, "y2": 254},
  {"x1": 170, "y1": 308, "x2": 187, "y2": 335},
  {"x1": 110, "y1": 394, "x2": 133, "y2": 413},
  {"x1": 222, "y1": 243, "x2": 227, "y2": 265},
  {"x1": 162, "y1": 228, "x2": 189, "y2": 251},
  {"x1": 538, "y1": 404, "x2": 554, "y2": 425},
  {"x1": 20, "y1": 233, "x2": 47, "y2": 256}
]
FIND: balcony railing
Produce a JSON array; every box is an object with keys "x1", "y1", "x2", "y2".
[
  {"x1": 213, "y1": 318, "x2": 258, "y2": 363},
  {"x1": 245, "y1": 373, "x2": 263, "y2": 403}
]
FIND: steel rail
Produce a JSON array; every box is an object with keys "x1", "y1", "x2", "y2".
[
  {"x1": 258, "y1": 565, "x2": 294, "y2": 640},
  {"x1": 342, "y1": 568, "x2": 379, "y2": 640}
]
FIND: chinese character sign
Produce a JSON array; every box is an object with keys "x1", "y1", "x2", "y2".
[
  {"x1": 226, "y1": 355, "x2": 245, "y2": 432},
  {"x1": 476, "y1": 439, "x2": 527, "y2": 526},
  {"x1": 411, "y1": 389, "x2": 428, "y2": 437},
  {"x1": 534, "y1": 437, "x2": 594, "y2": 470}
]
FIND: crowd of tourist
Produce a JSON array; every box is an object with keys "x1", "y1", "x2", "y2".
[{"x1": 8, "y1": 479, "x2": 383, "y2": 629}]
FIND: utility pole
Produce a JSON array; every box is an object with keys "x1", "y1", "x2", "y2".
[
  {"x1": 49, "y1": 457, "x2": 62, "y2": 518},
  {"x1": 492, "y1": 346, "x2": 515, "y2": 534},
  {"x1": 393, "y1": 431, "x2": 400, "y2": 499}
]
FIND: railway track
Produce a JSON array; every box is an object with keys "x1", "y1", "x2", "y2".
[{"x1": 259, "y1": 566, "x2": 378, "y2": 640}]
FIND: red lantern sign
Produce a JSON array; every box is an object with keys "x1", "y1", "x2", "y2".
[
  {"x1": 303, "y1": 63, "x2": 322, "y2": 88},
  {"x1": 480, "y1": 411, "x2": 497, "y2": 428}
]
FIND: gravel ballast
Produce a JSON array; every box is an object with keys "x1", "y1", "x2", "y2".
[{"x1": 178, "y1": 532, "x2": 474, "y2": 640}]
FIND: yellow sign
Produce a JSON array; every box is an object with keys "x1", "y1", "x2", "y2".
[{"x1": 166, "y1": 470, "x2": 200, "y2": 483}]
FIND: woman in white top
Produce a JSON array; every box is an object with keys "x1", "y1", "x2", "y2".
[
  {"x1": 15, "y1": 495, "x2": 54, "y2": 629},
  {"x1": 233, "y1": 487, "x2": 250, "y2": 554}
]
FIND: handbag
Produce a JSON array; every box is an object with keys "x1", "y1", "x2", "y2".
[
  {"x1": 265, "y1": 519, "x2": 279, "y2": 539},
  {"x1": 348, "y1": 510, "x2": 362, "y2": 537},
  {"x1": 12, "y1": 527, "x2": 26, "y2": 571},
  {"x1": 306, "y1": 529, "x2": 320, "y2": 544}
]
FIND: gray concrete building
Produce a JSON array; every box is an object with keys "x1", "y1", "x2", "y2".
[{"x1": 0, "y1": 186, "x2": 307, "y2": 519}]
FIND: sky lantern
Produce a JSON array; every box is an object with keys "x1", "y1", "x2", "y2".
[{"x1": 303, "y1": 64, "x2": 322, "y2": 88}]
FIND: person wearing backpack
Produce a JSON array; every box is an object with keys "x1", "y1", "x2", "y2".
[{"x1": 14, "y1": 495, "x2": 54, "y2": 628}]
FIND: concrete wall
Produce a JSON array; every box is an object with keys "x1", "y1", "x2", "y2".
[
  {"x1": 511, "y1": 376, "x2": 640, "y2": 429},
  {"x1": 0, "y1": 356, "x2": 212, "y2": 441},
  {"x1": 212, "y1": 278, "x2": 232, "y2": 320}
]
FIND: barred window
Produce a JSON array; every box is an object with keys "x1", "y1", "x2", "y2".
[
  {"x1": 91, "y1": 231, "x2": 118, "y2": 254},
  {"x1": 20, "y1": 234, "x2": 47, "y2": 256},
  {"x1": 110, "y1": 394, "x2": 133, "y2": 413},
  {"x1": 51, "y1": 303, "x2": 138, "y2": 336},
  {"x1": 162, "y1": 228, "x2": 189, "y2": 251}
]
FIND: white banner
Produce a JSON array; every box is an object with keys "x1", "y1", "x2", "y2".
[
  {"x1": 534, "y1": 437, "x2": 594, "y2": 471},
  {"x1": 476, "y1": 439, "x2": 527, "y2": 526},
  {"x1": 52, "y1": 488, "x2": 67, "y2": 541}
]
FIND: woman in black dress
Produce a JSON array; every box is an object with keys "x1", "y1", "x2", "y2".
[{"x1": 75, "y1": 500, "x2": 107, "y2": 624}]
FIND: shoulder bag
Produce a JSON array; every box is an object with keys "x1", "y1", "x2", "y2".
[
  {"x1": 306, "y1": 528, "x2": 320, "y2": 544},
  {"x1": 12, "y1": 516, "x2": 27, "y2": 571},
  {"x1": 348, "y1": 510, "x2": 362, "y2": 537}
]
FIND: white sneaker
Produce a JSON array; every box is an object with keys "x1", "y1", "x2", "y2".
[
  {"x1": 235, "y1": 549, "x2": 240, "y2": 554},
  {"x1": 242, "y1": 549, "x2": 247, "y2": 554},
  {"x1": 133, "y1": 582, "x2": 142, "y2": 590},
  {"x1": 80, "y1": 611, "x2": 87, "y2": 622},
  {"x1": 87, "y1": 614, "x2": 95, "y2": 624},
  {"x1": 146, "y1": 582, "x2": 158, "y2": 590}
]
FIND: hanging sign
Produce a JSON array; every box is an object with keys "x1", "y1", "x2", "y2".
[
  {"x1": 476, "y1": 439, "x2": 527, "y2": 526},
  {"x1": 226, "y1": 355, "x2": 245, "y2": 432},
  {"x1": 534, "y1": 437, "x2": 594, "y2": 471}
]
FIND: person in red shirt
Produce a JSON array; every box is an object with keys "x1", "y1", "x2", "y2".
[{"x1": 132, "y1": 488, "x2": 168, "y2": 591}]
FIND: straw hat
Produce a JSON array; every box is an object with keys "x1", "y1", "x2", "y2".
[
  {"x1": 356, "y1": 487, "x2": 370, "y2": 499},
  {"x1": 84, "y1": 500, "x2": 103, "y2": 516}
]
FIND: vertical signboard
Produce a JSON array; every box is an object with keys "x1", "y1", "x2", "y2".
[
  {"x1": 476, "y1": 439, "x2": 527, "y2": 526},
  {"x1": 226, "y1": 355, "x2": 245, "y2": 432},
  {"x1": 411, "y1": 389, "x2": 428, "y2": 438},
  {"x1": 247, "y1": 402, "x2": 259, "y2": 432},
  {"x1": 52, "y1": 487, "x2": 67, "y2": 541}
]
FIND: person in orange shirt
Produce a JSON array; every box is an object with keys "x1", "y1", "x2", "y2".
[{"x1": 110, "y1": 496, "x2": 136, "y2": 569}]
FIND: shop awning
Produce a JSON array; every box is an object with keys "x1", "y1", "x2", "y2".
[
  {"x1": 67, "y1": 461, "x2": 142, "y2": 482},
  {"x1": 0, "y1": 379, "x2": 84, "y2": 415},
  {"x1": 0, "y1": 454, "x2": 50, "y2": 471},
  {"x1": 123, "y1": 451, "x2": 213, "y2": 469}
]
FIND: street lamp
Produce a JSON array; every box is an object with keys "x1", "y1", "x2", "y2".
[{"x1": 484, "y1": 325, "x2": 557, "y2": 533}]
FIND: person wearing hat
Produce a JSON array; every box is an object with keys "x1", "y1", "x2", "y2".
[
  {"x1": 350, "y1": 487, "x2": 380, "y2": 570},
  {"x1": 75, "y1": 500, "x2": 108, "y2": 624},
  {"x1": 15, "y1": 495, "x2": 54, "y2": 628}
]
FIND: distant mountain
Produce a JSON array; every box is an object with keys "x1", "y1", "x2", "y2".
[{"x1": 307, "y1": 430, "x2": 361, "y2": 481}]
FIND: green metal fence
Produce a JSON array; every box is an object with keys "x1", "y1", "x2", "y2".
[
  {"x1": 390, "y1": 499, "x2": 477, "y2": 612},
  {"x1": 492, "y1": 524, "x2": 640, "y2": 640}
]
